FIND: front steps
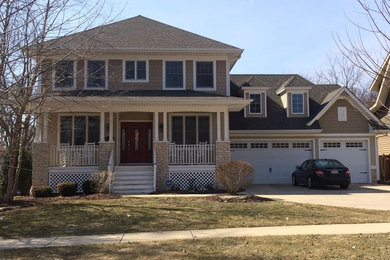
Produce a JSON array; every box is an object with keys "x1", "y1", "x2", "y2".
[{"x1": 111, "y1": 165, "x2": 154, "y2": 194}]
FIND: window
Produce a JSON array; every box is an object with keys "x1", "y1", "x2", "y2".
[
  {"x1": 165, "y1": 61, "x2": 184, "y2": 89},
  {"x1": 171, "y1": 115, "x2": 210, "y2": 144},
  {"x1": 291, "y1": 93, "x2": 304, "y2": 114},
  {"x1": 323, "y1": 142, "x2": 340, "y2": 148},
  {"x1": 292, "y1": 142, "x2": 310, "y2": 149},
  {"x1": 249, "y1": 93, "x2": 261, "y2": 114},
  {"x1": 230, "y1": 143, "x2": 247, "y2": 149},
  {"x1": 346, "y1": 142, "x2": 363, "y2": 148},
  {"x1": 338, "y1": 107, "x2": 347, "y2": 121},
  {"x1": 251, "y1": 143, "x2": 268, "y2": 148},
  {"x1": 86, "y1": 60, "x2": 106, "y2": 89},
  {"x1": 124, "y1": 60, "x2": 147, "y2": 82},
  {"x1": 54, "y1": 60, "x2": 75, "y2": 89},
  {"x1": 59, "y1": 115, "x2": 100, "y2": 145},
  {"x1": 272, "y1": 142, "x2": 289, "y2": 148},
  {"x1": 195, "y1": 61, "x2": 214, "y2": 89}
]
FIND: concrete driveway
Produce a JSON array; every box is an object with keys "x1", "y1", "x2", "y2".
[{"x1": 246, "y1": 184, "x2": 390, "y2": 210}]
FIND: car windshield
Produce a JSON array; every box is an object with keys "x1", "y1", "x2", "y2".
[{"x1": 314, "y1": 159, "x2": 344, "y2": 168}]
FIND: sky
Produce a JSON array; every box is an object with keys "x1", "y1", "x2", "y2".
[{"x1": 87, "y1": 0, "x2": 381, "y2": 76}]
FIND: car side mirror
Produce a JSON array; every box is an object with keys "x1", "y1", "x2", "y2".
[{"x1": 296, "y1": 165, "x2": 301, "y2": 169}]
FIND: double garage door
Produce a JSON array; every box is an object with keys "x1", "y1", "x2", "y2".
[{"x1": 231, "y1": 139, "x2": 370, "y2": 184}]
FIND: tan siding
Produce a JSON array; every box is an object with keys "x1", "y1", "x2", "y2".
[
  {"x1": 319, "y1": 99, "x2": 369, "y2": 133},
  {"x1": 244, "y1": 92, "x2": 266, "y2": 118},
  {"x1": 216, "y1": 60, "x2": 226, "y2": 96},
  {"x1": 47, "y1": 113, "x2": 58, "y2": 145},
  {"x1": 378, "y1": 135, "x2": 390, "y2": 155},
  {"x1": 287, "y1": 92, "x2": 308, "y2": 118},
  {"x1": 186, "y1": 60, "x2": 193, "y2": 90}
]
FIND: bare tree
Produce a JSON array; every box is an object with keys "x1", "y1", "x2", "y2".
[
  {"x1": 0, "y1": 0, "x2": 115, "y2": 202},
  {"x1": 313, "y1": 54, "x2": 377, "y2": 107}
]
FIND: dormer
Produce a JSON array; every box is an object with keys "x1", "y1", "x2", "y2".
[
  {"x1": 242, "y1": 87, "x2": 269, "y2": 118},
  {"x1": 276, "y1": 76, "x2": 312, "y2": 118}
]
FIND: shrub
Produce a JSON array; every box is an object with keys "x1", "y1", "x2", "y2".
[
  {"x1": 57, "y1": 182, "x2": 77, "y2": 196},
  {"x1": 91, "y1": 171, "x2": 114, "y2": 194},
  {"x1": 30, "y1": 186, "x2": 52, "y2": 198},
  {"x1": 215, "y1": 161, "x2": 254, "y2": 194},
  {"x1": 82, "y1": 180, "x2": 95, "y2": 195}
]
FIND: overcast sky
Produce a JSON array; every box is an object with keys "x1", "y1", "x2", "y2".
[{"x1": 95, "y1": 0, "x2": 380, "y2": 76}]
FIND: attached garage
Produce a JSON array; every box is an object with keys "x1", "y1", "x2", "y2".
[
  {"x1": 319, "y1": 139, "x2": 370, "y2": 183},
  {"x1": 231, "y1": 140, "x2": 314, "y2": 184}
]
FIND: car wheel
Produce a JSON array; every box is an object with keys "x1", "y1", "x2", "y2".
[
  {"x1": 292, "y1": 175, "x2": 298, "y2": 186},
  {"x1": 340, "y1": 184, "x2": 349, "y2": 189},
  {"x1": 307, "y1": 177, "x2": 314, "y2": 189}
]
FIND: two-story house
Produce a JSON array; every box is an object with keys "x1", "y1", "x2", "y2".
[{"x1": 32, "y1": 16, "x2": 383, "y2": 193}]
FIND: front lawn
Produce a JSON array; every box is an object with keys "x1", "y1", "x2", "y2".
[
  {"x1": 2, "y1": 234, "x2": 390, "y2": 259},
  {"x1": 1, "y1": 196, "x2": 390, "y2": 239}
]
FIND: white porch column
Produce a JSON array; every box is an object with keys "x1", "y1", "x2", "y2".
[
  {"x1": 216, "y1": 112, "x2": 221, "y2": 141},
  {"x1": 224, "y1": 110, "x2": 229, "y2": 141},
  {"x1": 154, "y1": 112, "x2": 159, "y2": 141},
  {"x1": 163, "y1": 112, "x2": 168, "y2": 141},
  {"x1": 34, "y1": 116, "x2": 41, "y2": 143},
  {"x1": 42, "y1": 112, "x2": 48, "y2": 143},
  {"x1": 109, "y1": 112, "x2": 114, "y2": 142},
  {"x1": 100, "y1": 112, "x2": 105, "y2": 143}
]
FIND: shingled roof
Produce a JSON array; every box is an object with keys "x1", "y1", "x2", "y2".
[
  {"x1": 44, "y1": 15, "x2": 242, "y2": 52},
  {"x1": 229, "y1": 74, "x2": 341, "y2": 130}
]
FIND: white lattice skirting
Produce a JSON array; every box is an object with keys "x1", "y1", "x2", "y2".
[
  {"x1": 49, "y1": 167, "x2": 99, "y2": 193},
  {"x1": 168, "y1": 166, "x2": 216, "y2": 190}
]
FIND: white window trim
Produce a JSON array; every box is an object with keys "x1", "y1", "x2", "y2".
[
  {"x1": 57, "y1": 113, "x2": 100, "y2": 145},
  {"x1": 193, "y1": 60, "x2": 217, "y2": 91},
  {"x1": 249, "y1": 93, "x2": 262, "y2": 115},
  {"x1": 291, "y1": 92, "x2": 305, "y2": 115},
  {"x1": 52, "y1": 60, "x2": 77, "y2": 91},
  {"x1": 122, "y1": 60, "x2": 149, "y2": 83},
  {"x1": 169, "y1": 113, "x2": 212, "y2": 144},
  {"x1": 84, "y1": 60, "x2": 108, "y2": 90},
  {"x1": 243, "y1": 89, "x2": 267, "y2": 118},
  {"x1": 163, "y1": 60, "x2": 186, "y2": 90}
]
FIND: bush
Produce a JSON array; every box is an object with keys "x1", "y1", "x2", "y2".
[
  {"x1": 57, "y1": 182, "x2": 77, "y2": 196},
  {"x1": 30, "y1": 186, "x2": 52, "y2": 198},
  {"x1": 82, "y1": 180, "x2": 95, "y2": 195},
  {"x1": 215, "y1": 161, "x2": 254, "y2": 194},
  {"x1": 91, "y1": 171, "x2": 114, "y2": 194}
]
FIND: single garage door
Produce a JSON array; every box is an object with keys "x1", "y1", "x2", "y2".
[
  {"x1": 231, "y1": 140, "x2": 314, "y2": 184},
  {"x1": 319, "y1": 140, "x2": 369, "y2": 183}
]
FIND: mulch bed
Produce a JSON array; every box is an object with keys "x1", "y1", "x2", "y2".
[{"x1": 206, "y1": 195, "x2": 274, "y2": 203}]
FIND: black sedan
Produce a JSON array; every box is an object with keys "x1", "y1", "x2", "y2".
[{"x1": 292, "y1": 159, "x2": 351, "y2": 189}]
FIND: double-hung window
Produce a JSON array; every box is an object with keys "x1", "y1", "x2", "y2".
[
  {"x1": 195, "y1": 61, "x2": 214, "y2": 89},
  {"x1": 54, "y1": 60, "x2": 75, "y2": 89},
  {"x1": 60, "y1": 115, "x2": 100, "y2": 145},
  {"x1": 171, "y1": 116, "x2": 210, "y2": 144},
  {"x1": 86, "y1": 60, "x2": 106, "y2": 89},
  {"x1": 249, "y1": 93, "x2": 261, "y2": 114},
  {"x1": 124, "y1": 60, "x2": 147, "y2": 82},
  {"x1": 165, "y1": 61, "x2": 184, "y2": 89},
  {"x1": 291, "y1": 93, "x2": 304, "y2": 114}
]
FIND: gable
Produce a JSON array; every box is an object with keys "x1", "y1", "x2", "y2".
[{"x1": 319, "y1": 99, "x2": 369, "y2": 133}]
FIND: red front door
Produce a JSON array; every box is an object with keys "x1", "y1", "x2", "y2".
[{"x1": 120, "y1": 122, "x2": 153, "y2": 163}]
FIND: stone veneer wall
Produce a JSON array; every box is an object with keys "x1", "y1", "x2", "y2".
[
  {"x1": 154, "y1": 141, "x2": 169, "y2": 191},
  {"x1": 98, "y1": 142, "x2": 115, "y2": 171},
  {"x1": 216, "y1": 141, "x2": 231, "y2": 165},
  {"x1": 371, "y1": 169, "x2": 377, "y2": 184},
  {"x1": 32, "y1": 142, "x2": 49, "y2": 186}
]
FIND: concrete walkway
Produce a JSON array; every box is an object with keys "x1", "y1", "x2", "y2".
[{"x1": 1, "y1": 223, "x2": 390, "y2": 249}]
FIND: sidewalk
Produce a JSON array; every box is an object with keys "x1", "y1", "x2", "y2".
[{"x1": 1, "y1": 223, "x2": 390, "y2": 249}]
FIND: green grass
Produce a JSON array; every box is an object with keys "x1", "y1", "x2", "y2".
[
  {"x1": 1, "y1": 196, "x2": 390, "y2": 239},
  {"x1": 2, "y1": 234, "x2": 390, "y2": 259}
]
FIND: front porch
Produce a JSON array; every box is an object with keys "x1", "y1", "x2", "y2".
[{"x1": 33, "y1": 108, "x2": 232, "y2": 193}]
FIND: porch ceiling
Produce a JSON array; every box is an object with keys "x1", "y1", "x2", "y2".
[{"x1": 41, "y1": 95, "x2": 250, "y2": 113}]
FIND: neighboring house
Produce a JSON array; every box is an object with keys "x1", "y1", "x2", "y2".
[
  {"x1": 32, "y1": 16, "x2": 383, "y2": 194},
  {"x1": 369, "y1": 54, "x2": 390, "y2": 155}
]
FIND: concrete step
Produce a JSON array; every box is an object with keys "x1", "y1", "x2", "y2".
[
  {"x1": 114, "y1": 175, "x2": 153, "y2": 181},
  {"x1": 113, "y1": 189, "x2": 154, "y2": 194},
  {"x1": 114, "y1": 171, "x2": 153, "y2": 177},
  {"x1": 114, "y1": 166, "x2": 153, "y2": 172},
  {"x1": 114, "y1": 180, "x2": 153, "y2": 185},
  {"x1": 112, "y1": 184, "x2": 154, "y2": 191}
]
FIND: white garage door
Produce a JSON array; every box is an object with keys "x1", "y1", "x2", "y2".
[
  {"x1": 319, "y1": 140, "x2": 369, "y2": 183},
  {"x1": 231, "y1": 140, "x2": 314, "y2": 184}
]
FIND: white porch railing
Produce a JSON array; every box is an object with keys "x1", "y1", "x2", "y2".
[
  {"x1": 50, "y1": 145, "x2": 99, "y2": 167},
  {"x1": 169, "y1": 144, "x2": 215, "y2": 165}
]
